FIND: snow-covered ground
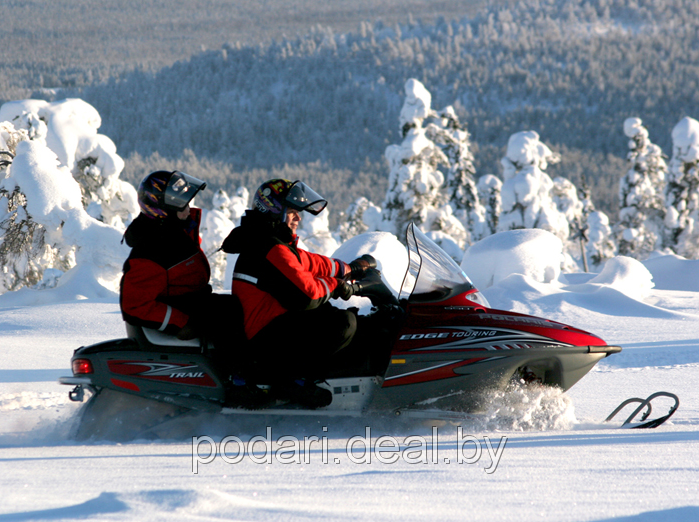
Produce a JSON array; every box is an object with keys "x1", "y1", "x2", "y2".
[{"x1": 1, "y1": 248, "x2": 698, "y2": 521}]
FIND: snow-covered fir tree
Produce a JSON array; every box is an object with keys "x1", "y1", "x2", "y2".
[
  {"x1": 663, "y1": 116, "x2": 699, "y2": 258},
  {"x1": 211, "y1": 186, "x2": 249, "y2": 227},
  {"x1": 570, "y1": 174, "x2": 616, "y2": 270},
  {"x1": 586, "y1": 211, "x2": 616, "y2": 269},
  {"x1": 616, "y1": 117, "x2": 666, "y2": 259},
  {"x1": 73, "y1": 139, "x2": 139, "y2": 231},
  {"x1": 498, "y1": 131, "x2": 569, "y2": 241},
  {"x1": 0, "y1": 99, "x2": 131, "y2": 294},
  {"x1": 201, "y1": 187, "x2": 250, "y2": 288},
  {"x1": 1, "y1": 99, "x2": 139, "y2": 232},
  {"x1": 552, "y1": 177, "x2": 583, "y2": 236},
  {"x1": 338, "y1": 196, "x2": 382, "y2": 242},
  {"x1": 381, "y1": 79, "x2": 479, "y2": 251},
  {"x1": 380, "y1": 79, "x2": 450, "y2": 241},
  {"x1": 425, "y1": 105, "x2": 487, "y2": 243},
  {"x1": 0, "y1": 139, "x2": 127, "y2": 295},
  {"x1": 477, "y1": 174, "x2": 502, "y2": 236},
  {"x1": 0, "y1": 127, "x2": 56, "y2": 291},
  {"x1": 297, "y1": 210, "x2": 340, "y2": 257},
  {"x1": 199, "y1": 206, "x2": 234, "y2": 290},
  {"x1": 552, "y1": 176, "x2": 585, "y2": 270},
  {"x1": 0, "y1": 123, "x2": 74, "y2": 292}
]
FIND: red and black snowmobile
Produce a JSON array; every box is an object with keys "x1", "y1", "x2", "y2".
[{"x1": 60, "y1": 223, "x2": 676, "y2": 439}]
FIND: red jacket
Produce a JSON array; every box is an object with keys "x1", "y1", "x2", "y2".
[
  {"x1": 222, "y1": 211, "x2": 348, "y2": 340},
  {"x1": 120, "y1": 209, "x2": 211, "y2": 333}
]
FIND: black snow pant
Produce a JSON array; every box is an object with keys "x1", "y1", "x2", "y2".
[
  {"x1": 240, "y1": 303, "x2": 358, "y2": 383},
  {"x1": 163, "y1": 291, "x2": 247, "y2": 377}
]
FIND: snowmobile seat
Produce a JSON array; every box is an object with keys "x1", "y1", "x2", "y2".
[{"x1": 125, "y1": 323, "x2": 210, "y2": 354}]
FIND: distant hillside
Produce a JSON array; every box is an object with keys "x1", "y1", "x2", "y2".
[
  {"x1": 1, "y1": 0, "x2": 489, "y2": 100},
  {"x1": 55, "y1": 0, "x2": 696, "y2": 218},
  {"x1": 8, "y1": 0, "x2": 699, "y2": 220}
]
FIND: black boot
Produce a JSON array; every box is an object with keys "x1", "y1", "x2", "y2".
[
  {"x1": 223, "y1": 377, "x2": 271, "y2": 410},
  {"x1": 275, "y1": 379, "x2": 332, "y2": 409}
]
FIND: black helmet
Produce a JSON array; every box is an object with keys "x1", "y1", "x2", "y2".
[
  {"x1": 138, "y1": 170, "x2": 207, "y2": 218},
  {"x1": 253, "y1": 179, "x2": 327, "y2": 221}
]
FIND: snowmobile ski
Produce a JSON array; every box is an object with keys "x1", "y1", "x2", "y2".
[{"x1": 605, "y1": 391, "x2": 679, "y2": 429}]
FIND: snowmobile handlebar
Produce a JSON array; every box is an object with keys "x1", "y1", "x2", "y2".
[{"x1": 352, "y1": 268, "x2": 399, "y2": 306}]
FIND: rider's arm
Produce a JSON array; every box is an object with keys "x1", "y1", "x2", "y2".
[
  {"x1": 265, "y1": 245, "x2": 343, "y2": 310},
  {"x1": 304, "y1": 250, "x2": 351, "y2": 278}
]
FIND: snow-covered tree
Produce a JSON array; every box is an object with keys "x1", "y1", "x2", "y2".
[
  {"x1": 338, "y1": 196, "x2": 382, "y2": 242},
  {"x1": 498, "y1": 131, "x2": 569, "y2": 241},
  {"x1": 552, "y1": 176, "x2": 585, "y2": 270},
  {"x1": 477, "y1": 174, "x2": 502, "y2": 236},
  {"x1": 0, "y1": 99, "x2": 139, "y2": 232},
  {"x1": 564, "y1": 172, "x2": 616, "y2": 271},
  {"x1": 586, "y1": 211, "x2": 616, "y2": 269},
  {"x1": 552, "y1": 177, "x2": 583, "y2": 237},
  {"x1": 616, "y1": 117, "x2": 666, "y2": 259},
  {"x1": 1, "y1": 123, "x2": 68, "y2": 292},
  {"x1": 212, "y1": 186, "x2": 249, "y2": 227},
  {"x1": 426, "y1": 105, "x2": 487, "y2": 242},
  {"x1": 1, "y1": 139, "x2": 127, "y2": 295},
  {"x1": 0, "y1": 99, "x2": 136, "y2": 295},
  {"x1": 202, "y1": 186, "x2": 250, "y2": 289},
  {"x1": 380, "y1": 79, "x2": 448, "y2": 240},
  {"x1": 380, "y1": 79, "x2": 481, "y2": 252},
  {"x1": 297, "y1": 210, "x2": 340, "y2": 256},
  {"x1": 663, "y1": 116, "x2": 699, "y2": 258},
  {"x1": 200, "y1": 207, "x2": 234, "y2": 289}
]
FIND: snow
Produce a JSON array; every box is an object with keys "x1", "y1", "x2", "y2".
[
  {"x1": 2, "y1": 229, "x2": 699, "y2": 521},
  {"x1": 399, "y1": 78, "x2": 432, "y2": 130},
  {"x1": 461, "y1": 228, "x2": 564, "y2": 289},
  {"x1": 2, "y1": 89, "x2": 698, "y2": 521},
  {"x1": 671, "y1": 116, "x2": 699, "y2": 164}
]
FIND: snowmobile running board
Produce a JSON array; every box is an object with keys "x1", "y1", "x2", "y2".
[
  {"x1": 220, "y1": 407, "x2": 477, "y2": 422},
  {"x1": 605, "y1": 391, "x2": 679, "y2": 429}
]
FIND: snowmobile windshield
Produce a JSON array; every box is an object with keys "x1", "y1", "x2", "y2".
[
  {"x1": 399, "y1": 223, "x2": 490, "y2": 307},
  {"x1": 163, "y1": 171, "x2": 207, "y2": 211},
  {"x1": 285, "y1": 181, "x2": 327, "y2": 215}
]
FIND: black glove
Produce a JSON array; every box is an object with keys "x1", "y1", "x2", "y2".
[
  {"x1": 351, "y1": 269, "x2": 400, "y2": 306},
  {"x1": 347, "y1": 254, "x2": 377, "y2": 280},
  {"x1": 332, "y1": 281, "x2": 360, "y2": 301}
]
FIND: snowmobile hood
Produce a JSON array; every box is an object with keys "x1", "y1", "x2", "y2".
[{"x1": 221, "y1": 210, "x2": 295, "y2": 254}]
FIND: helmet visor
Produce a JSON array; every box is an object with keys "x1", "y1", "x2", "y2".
[
  {"x1": 284, "y1": 181, "x2": 327, "y2": 215},
  {"x1": 163, "y1": 171, "x2": 207, "y2": 210}
]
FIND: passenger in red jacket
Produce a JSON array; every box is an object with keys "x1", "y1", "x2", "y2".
[
  {"x1": 120, "y1": 170, "x2": 212, "y2": 338},
  {"x1": 221, "y1": 179, "x2": 375, "y2": 407}
]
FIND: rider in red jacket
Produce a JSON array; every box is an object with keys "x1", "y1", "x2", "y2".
[
  {"x1": 120, "y1": 170, "x2": 211, "y2": 337},
  {"x1": 221, "y1": 179, "x2": 375, "y2": 407}
]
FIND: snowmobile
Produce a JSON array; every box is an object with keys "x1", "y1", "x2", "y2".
[{"x1": 59, "y1": 223, "x2": 674, "y2": 439}]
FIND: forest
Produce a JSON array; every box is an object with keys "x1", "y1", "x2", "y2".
[{"x1": 3, "y1": 0, "x2": 699, "y2": 222}]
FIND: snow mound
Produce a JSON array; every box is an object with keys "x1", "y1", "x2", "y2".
[
  {"x1": 332, "y1": 231, "x2": 407, "y2": 293},
  {"x1": 461, "y1": 229, "x2": 563, "y2": 289},
  {"x1": 643, "y1": 253, "x2": 699, "y2": 291},
  {"x1": 588, "y1": 256, "x2": 654, "y2": 300}
]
